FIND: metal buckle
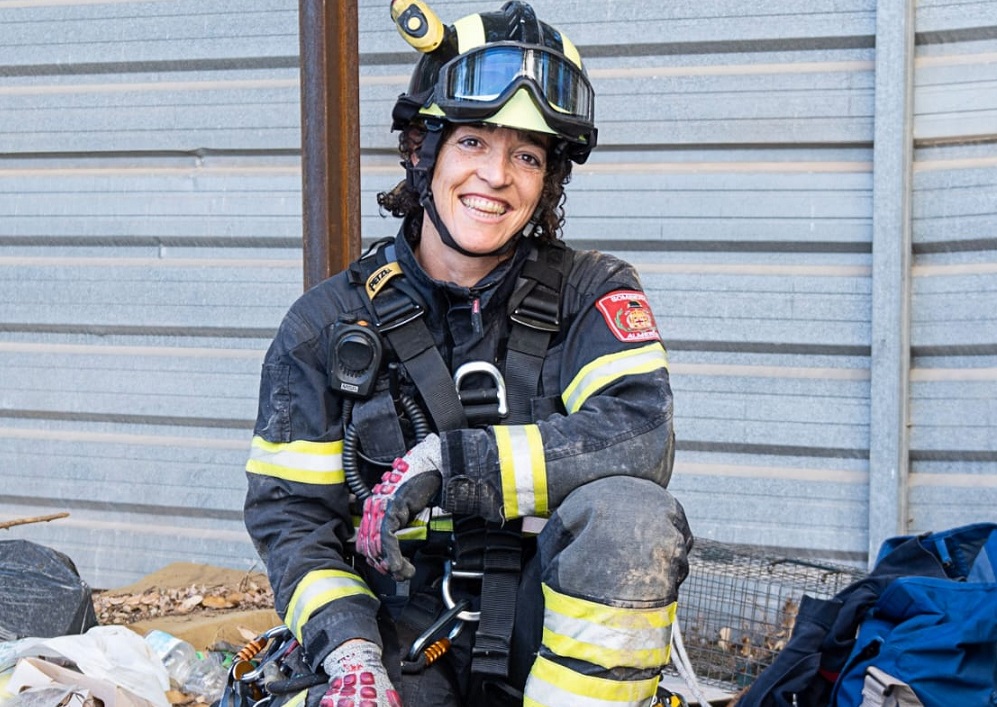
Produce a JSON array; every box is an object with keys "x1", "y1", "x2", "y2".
[{"x1": 453, "y1": 361, "x2": 508, "y2": 418}]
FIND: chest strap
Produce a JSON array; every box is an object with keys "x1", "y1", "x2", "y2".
[
  {"x1": 504, "y1": 239, "x2": 570, "y2": 424},
  {"x1": 353, "y1": 245, "x2": 467, "y2": 432}
]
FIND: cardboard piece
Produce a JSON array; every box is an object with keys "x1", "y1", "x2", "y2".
[{"x1": 8, "y1": 657, "x2": 158, "y2": 707}]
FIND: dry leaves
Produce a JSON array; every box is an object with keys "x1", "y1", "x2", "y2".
[{"x1": 92, "y1": 577, "x2": 273, "y2": 626}]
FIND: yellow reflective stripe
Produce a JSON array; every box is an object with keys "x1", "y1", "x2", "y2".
[
  {"x1": 429, "y1": 514, "x2": 453, "y2": 532},
  {"x1": 562, "y1": 343, "x2": 669, "y2": 415},
  {"x1": 286, "y1": 570, "x2": 375, "y2": 641},
  {"x1": 454, "y1": 13, "x2": 485, "y2": 53},
  {"x1": 395, "y1": 526, "x2": 428, "y2": 540},
  {"x1": 351, "y1": 510, "x2": 452, "y2": 536},
  {"x1": 541, "y1": 585, "x2": 676, "y2": 670},
  {"x1": 561, "y1": 35, "x2": 583, "y2": 70},
  {"x1": 282, "y1": 691, "x2": 306, "y2": 707},
  {"x1": 524, "y1": 655, "x2": 659, "y2": 706},
  {"x1": 246, "y1": 437, "x2": 344, "y2": 485},
  {"x1": 496, "y1": 424, "x2": 548, "y2": 519}
]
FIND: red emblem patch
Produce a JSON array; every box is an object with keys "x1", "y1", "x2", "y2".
[{"x1": 595, "y1": 290, "x2": 661, "y2": 343}]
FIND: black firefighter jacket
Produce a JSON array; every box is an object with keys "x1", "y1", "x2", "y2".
[{"x1": 243, "y1": 226, "x2": 675, "y2": 670}]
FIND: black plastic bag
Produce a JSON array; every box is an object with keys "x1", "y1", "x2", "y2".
[{"x1": 0, "y1": 539, "x2": 98, "y2": 639}]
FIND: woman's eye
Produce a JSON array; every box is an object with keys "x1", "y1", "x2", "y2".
[{"x1": 519, "y1": 152, "x2": 544, "y2": 168}]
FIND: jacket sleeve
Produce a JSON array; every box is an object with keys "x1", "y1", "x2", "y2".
[
  {"x1": 243, "y1": 301, "x2": 381, "y2": 670},
  {"x1": 439, "y1": 253, "x2": 675, "y2": 522}
]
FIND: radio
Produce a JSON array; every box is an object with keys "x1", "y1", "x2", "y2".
[{"x1": 328, "y1": 319, "x2": 383, "y2": 399}]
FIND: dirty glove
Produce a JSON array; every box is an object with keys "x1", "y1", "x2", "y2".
[
  {"x1": 320, "y1": 639, "x2": 402, "y2": 707},
  {"x1": 356, "y1": 434, "x2": 442, "y2": 581}
]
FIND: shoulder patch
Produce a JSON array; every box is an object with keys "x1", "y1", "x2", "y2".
[{"x1": 595, "y1": 290, "x2": 661, "y2": 343}]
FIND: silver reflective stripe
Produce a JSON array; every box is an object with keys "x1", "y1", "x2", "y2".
[
  {"x1": 496, "y1": 424, "x2": 548, "y2": 518},
  {"x1": 542, "y1": 585, "x2": 675, "y2": 669}
]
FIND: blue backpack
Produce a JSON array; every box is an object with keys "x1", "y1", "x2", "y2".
[{"x1": 737, "y1": 522, "x2": 997, "y2": 707}]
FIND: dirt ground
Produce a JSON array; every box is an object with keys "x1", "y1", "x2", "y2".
[{"x1": 94, "y1": 562, "x2": 282, "y2": 652}]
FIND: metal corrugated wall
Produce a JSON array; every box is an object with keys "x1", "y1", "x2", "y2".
[
  {"x1": 0, "y1": 0, "x2": 304, "y2": 588},
  {"x1": 0, "y1": 0, "x2": 994, "y2": 587}
]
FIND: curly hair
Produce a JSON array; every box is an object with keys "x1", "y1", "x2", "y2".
[{"x1": 376, "y1": 122, "x2": 574, "y2": 243}]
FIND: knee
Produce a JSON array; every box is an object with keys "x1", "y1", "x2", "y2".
[
  {"x1": 542, "y1": 478, "x2": 693, "y2": 604},
  {"x1": 561, "y1": 478, "x2": 691, "y2": 550}
]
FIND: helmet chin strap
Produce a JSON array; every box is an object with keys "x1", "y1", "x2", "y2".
[{"x1": 407, "y1": 120, "x2": 524, "y2": 260}]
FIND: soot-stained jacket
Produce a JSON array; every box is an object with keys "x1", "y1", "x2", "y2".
[{"x1": 243, "y1": 225, "x2": 675, "y2": 670}]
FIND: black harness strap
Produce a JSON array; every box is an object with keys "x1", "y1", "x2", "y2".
[
  {"x1": 352, "y1": 245, "x2": 468, "y2": 432},
  {"x1": 504, "y1": 240, "x2": 570, "y2": 424},
  {"x1": 467, "y1": 240, "x2": 570, "y2": 677}
]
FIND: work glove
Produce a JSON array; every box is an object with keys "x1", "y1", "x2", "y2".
[
  {"x1": 356, "y1": 434, "x2": 442, "y2": 581},
  {"x1": 320, "y1": 639, "x2": 402, "y2": 707}
]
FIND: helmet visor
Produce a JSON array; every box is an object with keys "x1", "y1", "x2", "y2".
[{"x1": 434, "y1": 42, "x2": 595, "y2": 141}]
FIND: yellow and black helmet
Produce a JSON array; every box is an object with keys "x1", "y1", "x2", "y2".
[{"x1": 390, "y1": 0, "x2": 597, "y2": 164}]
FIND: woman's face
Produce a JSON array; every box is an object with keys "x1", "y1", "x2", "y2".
[{"x1": 427, "y1": 124, "x2": 547, "y2": 256}]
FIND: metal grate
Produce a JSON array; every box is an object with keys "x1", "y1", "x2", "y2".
[{"x1": 666, "y1": 539, "x2": 867, "y2": 694}]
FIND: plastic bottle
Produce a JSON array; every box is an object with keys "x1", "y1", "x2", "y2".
[{"x1": 144, "y1": 629, "x2": 228, "y2": 701}]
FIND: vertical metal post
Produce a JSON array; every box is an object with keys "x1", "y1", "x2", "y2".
[
  {"x1": 868, "y1": 0, "x2": 915, "y2": 563},
  {"x1": 299, "y1": 0, "x2": 362, "y2": 291}
]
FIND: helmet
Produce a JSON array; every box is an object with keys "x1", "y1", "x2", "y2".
[
  {"x1": 390, "y1": 0, "x2": 597, "y2": 164},
  {"x1": 388, "y1": 0, "x2": 596, "y2": 257}
]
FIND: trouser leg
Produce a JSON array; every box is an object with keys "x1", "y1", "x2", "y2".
[{"x1": 523, "y1": 477, "x2": 693, "y2": 707}]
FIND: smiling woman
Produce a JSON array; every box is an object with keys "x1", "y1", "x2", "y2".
[{"x1": 241, "y1": 3, "x2": 690, "y2": 707}]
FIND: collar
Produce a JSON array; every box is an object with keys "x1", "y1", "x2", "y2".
[{"x1": 394, "y1": 220, "x2": 532, "y2": 315}]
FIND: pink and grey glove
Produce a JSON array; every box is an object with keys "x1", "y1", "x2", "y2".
[
  {"x1": 320, "y1": 639, "x2": 402, "y2": 707},
  {"x1": 356, "y1": 434, "x2": 442, "y2": 581}
]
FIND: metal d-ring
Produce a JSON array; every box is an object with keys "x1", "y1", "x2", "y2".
[
  {"x1": 441, "y1": 560, "x2": 482, "y2": 622},
  {"x1": 453, "y1": 360, "x2": 508, "y2": 418}
]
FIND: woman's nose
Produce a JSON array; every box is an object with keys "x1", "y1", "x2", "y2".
[{"x1": 476, "y1": 150, "x2": 512, "y2": 186}]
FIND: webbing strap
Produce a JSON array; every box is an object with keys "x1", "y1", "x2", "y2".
[
  {"x1": 357, "y1": 247, "x2": 468, "y2": 432},
  {"x1": 504, "y1": 241, "x2": 569, "y2": 424},
  {"x1": 504, "y1": 325, "x2": 552, "y2": 424},
  {"x1": 380, "y1": 321, "x2": 467, "y2": 431},
  {"x1": 453, "y1": 517, "x2": 524, "y2": 677}
]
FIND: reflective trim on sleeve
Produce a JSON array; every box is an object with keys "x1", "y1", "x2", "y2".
[
  {"x1": 351, "y1": 509, "x2": 453, "y2": 539},
  {"x1": 562, "y1": 343, "x2": 669, "y2": 415},
  {"x1": 524, "y1": 655, "x2": 660, "y2": 707},
  {"x1": 496, "y1": 424, "x2": 548, "y2": 519},
  {"x1": 286, "y1": 569, "x2": 376, "y2": 642},
  {"x1": 281, "y1": 691, "x2": 306, "y2": 707},
  {"x1": 541, "y1": 584, "x2": 675, "y2": 670},
  {"x1": 246, "y1": 436, "x2": 345, "y2": 485}
]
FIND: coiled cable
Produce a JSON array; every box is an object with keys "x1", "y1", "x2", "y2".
[{"x1": 342, "y1": 394, "x2": 431, "y2": 501}]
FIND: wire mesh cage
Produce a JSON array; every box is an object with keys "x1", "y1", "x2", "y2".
[{"x1": 665, "y1": 538, "x2": 867, "y2": 695}]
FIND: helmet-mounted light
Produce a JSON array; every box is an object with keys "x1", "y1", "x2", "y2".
[{"x1": 390, "y1": 0, "x2": 446, "y2": 54}]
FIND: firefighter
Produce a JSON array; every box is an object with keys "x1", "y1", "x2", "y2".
[{"x1": 243, "y1": 2, "x2": 693, "y2": 705}]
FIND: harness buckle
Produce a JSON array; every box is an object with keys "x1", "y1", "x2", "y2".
[
  {"x1": 453, "y1": 361, "x2": 508, "y2": 420},
  {"x1": 376, "y1": 300, "x2": 424, "y2": 333},
  {"x1": 510, "y1": 306, "x2": 559, "y2": 333}
]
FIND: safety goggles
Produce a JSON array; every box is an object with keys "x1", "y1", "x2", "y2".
[{"x1": 432, "y1": 42, "x2": 595, "y2": 141}]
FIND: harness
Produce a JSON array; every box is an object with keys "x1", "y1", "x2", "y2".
[{"x1": 347, "y1": 236, "x2": 570, "y2": 679}]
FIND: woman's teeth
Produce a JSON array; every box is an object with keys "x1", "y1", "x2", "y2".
[{"x1": 461, "y1": 196, "x2": 506, "y2": 215}]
